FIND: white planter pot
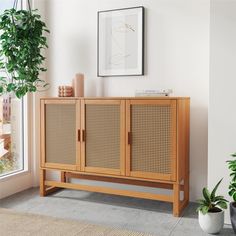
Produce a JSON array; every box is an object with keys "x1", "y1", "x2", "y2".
[{"x1": 198, "y1": 210, "x2": 224, "y2": 234}]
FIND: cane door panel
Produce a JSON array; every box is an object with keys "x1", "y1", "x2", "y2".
[
  {"x1": 126, "y1": 100, "x2": 177, "y2": 181},
  {"x1": 40, "y1": 100, "x2": 80, "y2": 171},
  {"x1": 81, "y1": 100, "x2": 125, "y2": 176}
]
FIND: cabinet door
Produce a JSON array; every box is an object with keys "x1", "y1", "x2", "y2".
[
  {"x1": 40, "y1": 100, "x2": 80, "y2": 171},
  {"x1": 81, "y1": 100, "x2": 125, "y2": 176},
  {"x1": 126, "y1": 100, "x2": 177, "y2": 181}
]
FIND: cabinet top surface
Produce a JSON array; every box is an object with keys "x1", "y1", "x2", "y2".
[{"x1": 40, "y1": 96, "x2": 190, "y2": 100}]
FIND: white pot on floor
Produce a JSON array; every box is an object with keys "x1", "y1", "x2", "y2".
[{"x1": 198, "y1": 210, "x2": 224, "y2": 234}]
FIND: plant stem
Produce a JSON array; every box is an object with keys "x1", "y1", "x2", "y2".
[{"x1": 27, "y1": 0, "x2": 31, "y2": 14}]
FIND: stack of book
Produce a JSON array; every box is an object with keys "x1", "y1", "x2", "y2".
[
  {"x1": 58, "y1": 86, "x2": 73, "y2": 97},
  {"x1": 135, "y1": 89, "x2": 173, "y2": 97}
]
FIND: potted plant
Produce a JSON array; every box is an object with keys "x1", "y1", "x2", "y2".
[
  {"x1": 227, "y1": 152, "x2": 236, "y2": 233},
  {"x1": 0, "y1": 1, "x2": 49, "y2": 98},
  {"x1": 197, "y1": 178, "x2": 228, "y2": 234}
]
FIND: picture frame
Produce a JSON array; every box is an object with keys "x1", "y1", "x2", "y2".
[{"x1": 97, "y1": 6, "x2": 145, "y2": 77}]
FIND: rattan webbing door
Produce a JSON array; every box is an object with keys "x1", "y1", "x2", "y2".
[
  {"x1": 81, "y1": 100, "x2": 125, "y2": 176},
  {"x1": 41, "y1": 100, "x2": 80, "y2": 171},
  {"x1": 126, "y1": 100, "x2": 177, "y2": 181}
]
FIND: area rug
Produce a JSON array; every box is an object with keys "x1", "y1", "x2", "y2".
[{"x1": 0, "y1": 208, "x2": 153, "y2": 236}]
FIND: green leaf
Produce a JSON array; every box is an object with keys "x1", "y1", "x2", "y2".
[
  {"x1": 214, "y1": 196, "x2": 226, "y2": 201},
  {"x1": 29, "y1": 86, "x2": 36, "y2": 92},
  {"x1": 217, "y1": 201, "x2": 228, "y2": 209},
  {"x1": 229, "y1": 189, "x2": 235, "y2": 197},
  {"x1": 196, "y1": 206, "x2": 202, "y2": 213},
  {"x1": 0, "y1": 76, "x2": 6, "y2": 82},
  {"x1": 197, "y1": 199, "x2": 206, "y2": 205},
  {"x1": 0, "y1": 62, "x2": 5, "y2": 69},
  {"x1": 6, "y1": 83, "x2": 15, "y2": 92},
  {"x1": 210, "y1": 178, "x2": 223, "y2": 201},
  {"x1": 203, "y1": 187, "x2": 211, "y2": 203},
  {"x1": 201, "y1": 206, "x2": 209, "y2": 215}
]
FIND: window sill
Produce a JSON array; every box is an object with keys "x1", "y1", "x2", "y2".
[{"x1": 0, "y1": 169, "x2": 30, "y2": 182}]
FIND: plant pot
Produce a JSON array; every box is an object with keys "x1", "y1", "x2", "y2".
[
  {"x1": 198, "y1": 210, "x2": 224, "y2": 234},
  {"x1": 230, "y1": 202, "x2": 236, "y2": 233}
]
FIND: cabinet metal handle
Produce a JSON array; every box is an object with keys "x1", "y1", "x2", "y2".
[
  {"x1": 82, "y1": 130, "x2": 86, "y2": 142},
  {"x1": 128, "y1": 132, "x2": 132, "y2": 145},
  {"x1": 77, "y1": 129, "x2": 81, "y2": 142}
]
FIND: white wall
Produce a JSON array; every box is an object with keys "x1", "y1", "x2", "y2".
[
  {"x1": 208, "y1": 0, "x2": 236, "y2": 224},
  {"x1": 43, "y1": 0, "x2": 210, "y2": 201},
  {"x1": 0, "y1": 172, "x2": 33, "y2": 199}
]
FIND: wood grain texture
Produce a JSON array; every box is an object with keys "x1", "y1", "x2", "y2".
[
  {"x1": 61, "y1": 172, "x2": 66, "y2": 182},
  {"x1": 76, "y1": 100, "x2": 81, "y2": 171},
  {"x1": 83, "y1": 167, "x2": 121, "y2": 176},
  {"x1": 170, "y1": 100, "x2": 177, "y2": 181},
  {"x1": 45, "y1": 180, "x2": 173, "y2": 203},
  {"x1": 120, "y1": 100, "x2": 126, "y2": 176},
  {"x1": 44, "y1": 100, "x2": 76, "y2": 104},
  {"x1": 185, "y1": 99, "x2": 190, "y2": 202},
  {"x1": 39, "y1": 169, "x2": 46, "y2": 197},
  {"x1": 44, "y1": 163, "x2": 77, "y2": 171},
  {"x1": 41, "y1": 167, "x2": 177, "y2": 184},
  {"x1": 41, "y1": 97, "x2": 190, "y2": 100},
  {"x1": 66, "y1": 172, "x2": 181, "y2": 190},
  {"x1": 80, "y1": 99, "x2": 86, "y2": 171},
  {"x1": 176, "y1": 99, "x2": 190, "y2": 206},
  {"x1": 125, "y1": 100, "x2": 131, "y2": 176},
  {"x1": 40, "y1": 100, "x2": 45, "y2": 168},
  {"x1": 173, "y1": 183, "x2": 180, "y2": 217}
]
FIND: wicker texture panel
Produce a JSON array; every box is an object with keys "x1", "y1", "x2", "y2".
[
  {"x1": 131, "y1": 105, "x2": 173, "y2": 174},
  {"x1": 85, "y1": 104, "x2": 120, "y2": 169},
  {"x1": 45, "y1": 104, "x2": 76, "y2": 164}
]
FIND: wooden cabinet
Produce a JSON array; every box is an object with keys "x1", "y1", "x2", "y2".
[{"x1": 40, "y1": 97, "x2": 190, "y2": 217}]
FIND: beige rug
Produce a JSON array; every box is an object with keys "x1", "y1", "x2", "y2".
[{"x1": 0, "y1": 208, "x2": 153, "y2": 236}]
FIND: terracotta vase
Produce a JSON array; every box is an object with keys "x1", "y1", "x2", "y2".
[{"x1": 73, "y1": 73, "x2": 84, "y2": 97}]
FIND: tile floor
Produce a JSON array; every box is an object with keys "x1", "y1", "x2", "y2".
[{"x1": 0, "y1": 188, "x2": 234, "y2": 236}]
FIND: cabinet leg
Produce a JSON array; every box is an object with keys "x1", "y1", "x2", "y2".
[
  {"x1": 40, "y1": 169, "x2": 46, "y2": 197},
  {"x1": 61, "y1": 171, "x2": 66, "y2": 183},
  {"x1": 184, "y1": 177, "x2": 189, "y2": 204},
  {"x1": 173, "y1": 183, "x2": 180, "y2": 217}
]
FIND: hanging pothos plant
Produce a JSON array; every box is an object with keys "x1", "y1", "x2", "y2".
[{"x1": 0, "y1": 0, "x2": 49, "y2": 98}]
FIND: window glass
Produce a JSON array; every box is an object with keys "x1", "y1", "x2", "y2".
[{"x1": 0, "y1": 1, "x2": 24, "y2": 177}]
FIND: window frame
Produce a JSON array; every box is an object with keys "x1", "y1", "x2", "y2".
[
  {"x1": 0, "y1": 96, "x2": 30, "y2": 181},
  {"x1": 0, "y1": 0, "x2": 31, "y2": 181}
]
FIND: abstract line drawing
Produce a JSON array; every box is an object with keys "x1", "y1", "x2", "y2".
[
  {"x1": 98, "y1": 6, "x2": 144, "y2": 77},
  {"x1": 109, "y1": 21, "x2": 135, "y2": 66}
]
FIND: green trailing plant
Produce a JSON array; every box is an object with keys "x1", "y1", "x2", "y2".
[
  {"x1": 0, "y1": 3, "x2": 49, "y2": 98},
  {"x1": 0, "y1": 160, "x2": 4, "y2": 173},
  {"x1": 0, "y1": 157, "x2": 16, "y2": 174},
  {"x1": 197, "y1": 178, "x2": 228, "y2": 215},
  {"x1": 227, "y1": 153, "x2": 236, "y2": 201}
]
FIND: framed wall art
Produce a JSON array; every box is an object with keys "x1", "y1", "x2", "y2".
[{"x1": 97, "y1": 6, "x2": 144, "y2": 77}]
